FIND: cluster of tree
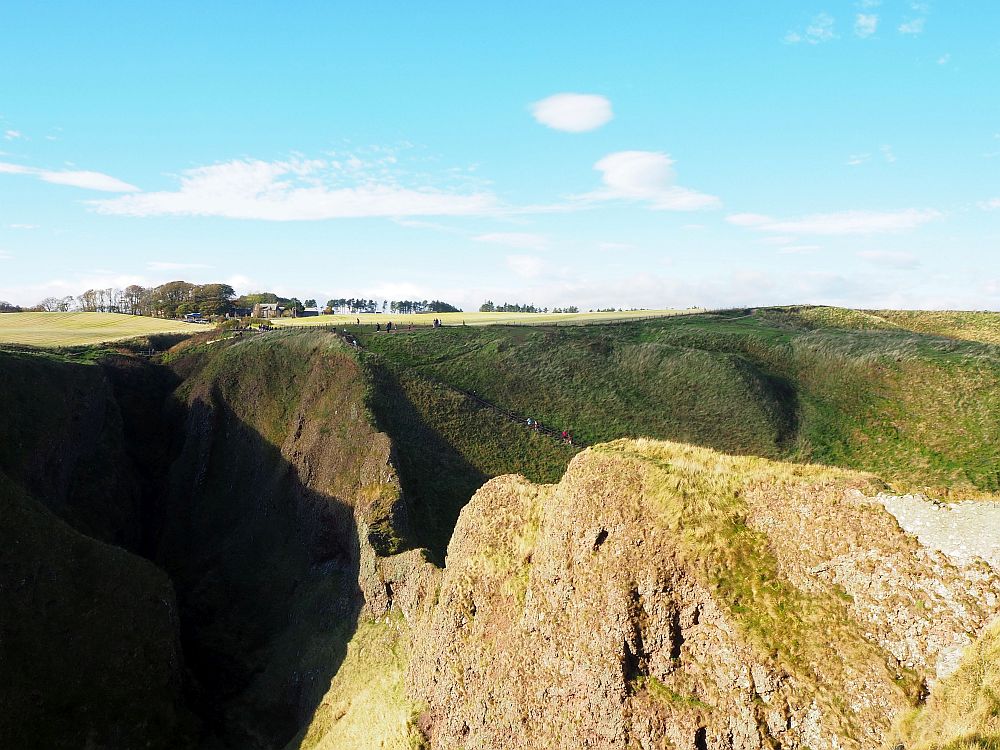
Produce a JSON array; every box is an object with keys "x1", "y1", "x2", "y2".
[
  {"x1": 325, "y1": 298, "x2": 381, "y2": 314},
  {"x1": 390, "y1": 300, "x2": 460, "y2": 314},
  {"x1": 323, "y1": 299, "x2": 460, "y2": 315},
  {"x1": 478, "y1": 301, "x2": 577, "y2": 313},
  {"x1": 73, "y1": 282, "x2": 238, "y2": 318},
  {"x1": 0, "y1": 301, "x2": 24, "y2": 313}
]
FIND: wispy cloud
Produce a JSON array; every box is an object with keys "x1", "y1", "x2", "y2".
[
  {"x1": 147, "y1": 261, "x2": 212, "y2": 271},
  {"x1": 880, "y1": 144, "x2": 896, "y2": 163},
  {"x1": 854, "y1": 13, "x2": 878, "y2": 37},
  {"x1": 0, "y1": 250, "x2": 12, "y2": 260},
  {"x1": 847, "y1": 153, "x2": 871, "y2": 166},
  {"x1": 937, "y1": 53, "x2": 951, "y2": 65},
  {"x1": 726, "y1": 208, "x2": 941, "y2": 235},
  {"x1": 0, "y1": 161, "x2": 138, "y2": 192},
  {"x1": 580, "y1": 151, "x2": 720, "y2": 211},
  {"x1": 3, "y1": 130, "x2": 23, "y2": 141},
  {"x1": 531, "y1": 93, "x2": 613, "y2": 133},
  {"x1": 898, "y1": 17, "x2": 926, "y2": 34},
  {"x1": 979, "y1": 198, "x2": 1000, "y2": 211},
  {"x1": 785, "y1": 13, "x2": 836, "y2": 44},
  {"x1": 92, "y1": 158, "x2": 497, "y2": 220},
  {"x1": 473, "y1": 232, "x2": 548, "y2": 250},
  {"x1": 857, "y1": 250, "x2": 921, "y2": 269},
  {"x1": 7, "y1": 223, "x2": 39, "y2": 230}
]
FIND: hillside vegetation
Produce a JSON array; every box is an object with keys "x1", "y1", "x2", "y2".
[{"x1": 359, "y1": 306, "x2": 1000, "y2": 496}]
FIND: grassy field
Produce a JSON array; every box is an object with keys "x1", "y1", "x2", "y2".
[
  {"x1": 0, "y1": 312, "x2": 201, "y2": 347},
  {"x1": 273, "y1": 308, "x2": 699, "y2": 328}
]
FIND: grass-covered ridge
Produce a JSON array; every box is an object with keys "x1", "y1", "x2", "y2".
[{"x1": 357, "y1": 307, "x2": 1000, "y2": 496}]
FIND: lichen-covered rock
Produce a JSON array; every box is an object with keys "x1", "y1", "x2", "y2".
[{"x1": 407, "y1": 439, "x2": 1000, "y2": 750}]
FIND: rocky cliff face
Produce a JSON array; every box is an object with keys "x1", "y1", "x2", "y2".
[
  {"x1": 406, "y1": 440, "x2": 999, "y2": 750},
  {"x1": 0, "y1": 351, "x2": 194, "y2": 749}
]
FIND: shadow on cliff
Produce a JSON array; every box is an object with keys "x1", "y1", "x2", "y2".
[
  {"x1": 153, "y1": 386, "x2": 365, "y2": 750},
  {"x1": 364, "y1": 363, "x2": 489, "y2": 565}
]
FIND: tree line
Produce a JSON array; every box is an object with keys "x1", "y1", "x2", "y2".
[
  {"x1": 479, "y1": 301, "x2": 580, "y2": 313},
  {"x1": 0, "y1": 283, "x2": 461, "y2": 319}
]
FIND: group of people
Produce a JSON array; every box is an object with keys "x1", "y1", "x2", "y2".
[
  {"x1": 371, "y1": 318, "x2": 445, "y2": 332},
  {"x1": 525, "y1": 417, "x2": 573, "y2": 445}
]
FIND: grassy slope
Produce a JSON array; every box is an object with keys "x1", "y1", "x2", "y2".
[
  {"x1": 0, "y1": 311, "x2": 201, "y2": 346},
  {"x1": 358, "y1": 308, "x2": 1000, "y2": 496},
  {"x1": 895, "y1": 619, "x2": 1000, "y2": 749},
  {"x1": 362, "y1": 360, "x2": 577, "y2": 560},
  {"x1": 287, "y1": 613, "x2": 425, "y2": 750},
  {"x1": 273, "y1": 308, "x2": 695, "y2": 329}
]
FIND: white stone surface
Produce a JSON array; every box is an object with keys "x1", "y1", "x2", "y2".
[{"x1": 876, "y1": 493, "x2": 1000, "y2": 569}]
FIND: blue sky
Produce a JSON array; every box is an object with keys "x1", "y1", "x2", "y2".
[{"x1": 1, "y1": 1, "x2": 998, "y2": 310}]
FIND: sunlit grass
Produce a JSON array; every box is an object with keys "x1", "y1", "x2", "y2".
[{"x1": 0, "y1": 312, "x2": 200, "y2": 347}]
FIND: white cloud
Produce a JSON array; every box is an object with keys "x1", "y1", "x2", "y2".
[
  {"x1": 898, "y1": 17, "x2": 925, "y2": 34},
  {"x1": 0, "y1": 161, "x2": 138, "y2": 192},
  {"x1": 531, "y1": 93, "x2": 613, "y2": 133},
  {"x1": 584, "y1": 151, "x2": 720, "y2": 211},
  {"x1": 0, "y1": 250, "x2": 11, "y2": 260},
  {"x1": 854, "y1": 13, "x2": 878, "y2": 37},
  {"x1": 786, "y1": 13, "x2": 837, "y2": 44},
  {"x1": 979, "y1": 198, "x2": 1000, "y2": 211},
  {"x1": 3, "y1": 130, "x2": 22, "y2": 140},
  {"x1": 880, "y1": 144, "x2": 896, "y2": 163},
  {"x1": 92, "y1": 158, "x2": 498, "y2": 220},
  {"x1": 857, "y1": 250, "x2": 921, "y2": 269},
  {"x1": 847, "y1": 153, "x2": 871, "y2": 166},
  {"x1": 147, "y1": 261, "x2": 212, "y2": 271},
  {"x1": 726, "y1": 213, "x2": 772, "y2": 227},
  {"x1": 505, "y1": 254, "x2": 545, "y2": 278},
  {"x1": 473, "y1": 232, "x2": 548, "y2": 250},
  {"x1": 937, "y1": 53, "x2": 951, "y2": 65},
  {"x1": 726, "y1": 208, "x2": 941, "y2": 235},
  {"x1": 7, "y1": 223, "x2": 39, "y2": 230}
]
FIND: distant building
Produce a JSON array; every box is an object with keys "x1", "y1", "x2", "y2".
[
  {"x1": 300, "y1": 307, "x2": 320, "y2": 317},
  {"x1": 183, "y1": 312, "x2": 203, "y2": 321},
  {"x1": 253, "y1": 303, "x2": 284, "y2": 319}
]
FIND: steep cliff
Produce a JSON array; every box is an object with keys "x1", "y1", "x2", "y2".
[
  {"x1": 0, "y1": 350, "x2": 194, "y2": 748},
  {"x1": 407, "y1": 440, "x2": 999, "y2": 750}
]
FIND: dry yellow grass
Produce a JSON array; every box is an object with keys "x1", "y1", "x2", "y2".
[
  {"x1": 0, "y1": 312, "x2": 201, "y2": 347},
  {"x1": 895, "y1": 619, "x2": 1000, "y2": 750}
]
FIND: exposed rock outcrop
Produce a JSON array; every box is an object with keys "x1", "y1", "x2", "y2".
[{"x1": 407, "y1": 439, "x2": 1000, "y2": 750}]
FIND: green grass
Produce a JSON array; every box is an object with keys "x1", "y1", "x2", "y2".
[
  {"x1": 0, "y1": 311, "x2": 201, "y2": 347},
  {"x1": 354, "y1": 308, "x2": 1000, "y2": 496},
  {"x1": 272, "y1": 308, "x2": 698, "y2": 329}
]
